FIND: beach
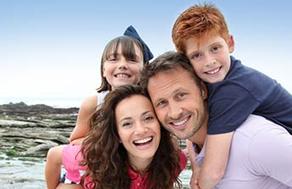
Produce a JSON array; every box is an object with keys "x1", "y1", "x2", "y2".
[{"x1": 0, "y1": 155, "x2": 191, "y2": 189}]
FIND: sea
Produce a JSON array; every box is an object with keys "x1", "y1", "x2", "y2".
[
  {"x1": 0, "y1": 97, "x2": 82, "y2": 108},
  {"x1": 0, "y1": 155, "x2": 192, "y2": 189}
]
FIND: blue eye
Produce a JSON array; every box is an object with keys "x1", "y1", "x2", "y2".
[
  {"x1": 190, "y1": 53, "x2": 201, "y2": 61},
  {"x1": 211, "y1": 45, "x2": 221, "y2": 53}
]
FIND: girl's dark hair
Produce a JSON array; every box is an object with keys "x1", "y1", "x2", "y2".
[
  {"x1": 81, "y1": 85, "x2": 183, "y2": 189},
  {"x1": 97, "y1": 36, "x2": 146, "y2": 92}
]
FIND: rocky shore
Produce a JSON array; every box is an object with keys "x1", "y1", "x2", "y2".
[
  {"x1": 0, "y1": 102, "x2": 78, "y2": 188},
  {"x1": 0, "y1": 102, "x2": 191, "y2": 188},
  {"x1": 0, "y1": 102, "x2": 78, "y2": 158}
]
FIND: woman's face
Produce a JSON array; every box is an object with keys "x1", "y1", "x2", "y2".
[
  {"x1": 115, "y1": 95, "x2": 161, "y2": 170},
  {"x1": 103, "y1": 44, "x2": 143, "y2": 90}
]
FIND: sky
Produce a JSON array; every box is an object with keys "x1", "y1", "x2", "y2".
[{"x1": 1, "y1": 0, "x2": 292, "y2": 107}]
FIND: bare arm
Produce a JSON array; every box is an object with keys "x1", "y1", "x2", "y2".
[
  {"x1": 187, "y1": 140, "x2": 201, "y2": 189},
  {"x1": 69, "y1": 95, "x2": 97, "y2": 143},
  {"x1": 198, "y1": 132, "x2": 234, "y2": 189}
]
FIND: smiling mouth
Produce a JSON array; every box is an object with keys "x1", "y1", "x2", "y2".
[
  {"x1": 133, "y1": 136, "x2": 153, "y2": 146},
  {"x1": 114, "y1": 73, "x2": 131, "y2": 78},
  {"x1": 205, "y1": 67, "x2": 221, "y2": 75},
  {"x1": 169, "y1": 115, "x2": 190, "y2": 129}
]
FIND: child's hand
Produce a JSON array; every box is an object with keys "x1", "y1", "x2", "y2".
[
  {"x1": 70, "y1": 137, "x2": 84, "y2": 145},
  {"x1": 186, "y1": 140, "x2": 201, "y2": 189}
]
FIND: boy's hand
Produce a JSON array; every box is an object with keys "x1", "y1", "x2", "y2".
[{"x1": 186, "y1": 140, "x2": 201, "y2": 189}]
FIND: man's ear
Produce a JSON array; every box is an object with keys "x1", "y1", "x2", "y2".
[{"x1": 228, "y1": 35, "x2": 235, "y2": 53}]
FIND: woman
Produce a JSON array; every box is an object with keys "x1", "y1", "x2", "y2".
[{"x1": 81, "y1": 85, "x2": 186, "y2": 189}]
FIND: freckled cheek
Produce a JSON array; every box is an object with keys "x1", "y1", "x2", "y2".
[{"x1": 191, "y1": 65, "x2": 202, "y2": 74}]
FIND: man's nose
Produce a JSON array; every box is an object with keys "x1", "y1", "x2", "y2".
[{"x1": 168, "y1": 102, "x2": 183, "y2": 120}]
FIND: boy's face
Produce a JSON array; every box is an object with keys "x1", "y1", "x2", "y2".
[{"x1": 184, "y1": 34, "x2": 234, "y2": 83}]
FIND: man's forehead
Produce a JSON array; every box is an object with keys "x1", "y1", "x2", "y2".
[{"x1": 147, "y1": 68, "x2": 191, "y2": 99}]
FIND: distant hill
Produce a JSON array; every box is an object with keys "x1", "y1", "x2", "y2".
[{"x1": 0, "y1": 102, "x2": 79, "y2": 116}]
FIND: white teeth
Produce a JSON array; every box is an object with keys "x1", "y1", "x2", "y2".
[
  {"x1": 206, "y1": 67, "x2": 220, "y2": 74},
  {"x1": 115, "y1": 73, "x2": 130, "y2": 78},
  {"x1": 134, "y1": 137, "x2": 152, "y2": 144},
  {"x1": 173, "y1": 118, "x2": 188, "y2": 126}
]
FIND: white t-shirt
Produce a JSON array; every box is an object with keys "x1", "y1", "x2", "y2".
[
  {"x1": 197, "y1": 115, "x2": 292, "y2": 189},
  {"x1": 97, "y1": 91, "x2": 108, "y2": 106}
]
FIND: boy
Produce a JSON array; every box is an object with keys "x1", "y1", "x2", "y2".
[{"x1": 172, "y1": 3, "x2": 292, "y2": 189}]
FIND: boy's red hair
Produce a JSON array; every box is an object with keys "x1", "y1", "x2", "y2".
[{"x1": 172, "y1": 3, "x2": 230, "y2": 53}]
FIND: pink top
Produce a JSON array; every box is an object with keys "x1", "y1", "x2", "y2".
[
  {"x1": 62, "y1": 144, "x2": 86, "y2": 184},
  {"x1": 128, "y1": 151, "x2": 187, "y2": 189},
  {"x1": 62, "y1": 145, "x2": 187, "y2": 189}
]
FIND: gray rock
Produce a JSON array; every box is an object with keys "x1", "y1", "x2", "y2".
[{"x1": 0, "y1": 102, "x2": 78, "y2": 158}]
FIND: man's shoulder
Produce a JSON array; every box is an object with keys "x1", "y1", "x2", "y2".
[{"x1": 235, "y1": 115, "x2": 281, "y2": 136}]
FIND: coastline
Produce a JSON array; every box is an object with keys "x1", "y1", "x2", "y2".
[
  {"x1": 0, "y1": 98, "x2": 81, "y2": 109},
  {"x1": 0, "y1": 102, "x2": 191, "y2": 188}
]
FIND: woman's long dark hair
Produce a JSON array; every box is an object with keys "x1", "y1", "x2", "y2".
[{"x1": 81, "y1": 85, "x2": 183, "y2": 189}]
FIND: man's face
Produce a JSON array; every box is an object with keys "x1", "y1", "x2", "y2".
[{"x1": 147, "y1": 66, "x2": 208, "y2": 140}]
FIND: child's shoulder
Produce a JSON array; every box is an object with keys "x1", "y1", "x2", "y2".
[{"x1": 79, "y1": 95, "x2": 98, "y2": 113}]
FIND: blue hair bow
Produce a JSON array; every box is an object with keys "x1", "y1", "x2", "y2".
[{"x1": 123, "y1": 25, "x2": 154, "y2": 62}]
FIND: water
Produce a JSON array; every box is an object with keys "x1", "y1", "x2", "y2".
[
  {"x1": 0, "y1": 155, "x2": 191, "y2": 189},
  {"x1": 0, "y1": 97, "x2": 81, "y2": 108},
  {"x1": 179, "y1": 169, "x2": 192, "y2": 188},
  {"x1": 0, "y1": 156, "x2": 46, "y2": 189}
]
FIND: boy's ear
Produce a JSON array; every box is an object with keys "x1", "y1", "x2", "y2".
[{"x1": 228, "y1": 35, "x2": 235, "y2": 53}]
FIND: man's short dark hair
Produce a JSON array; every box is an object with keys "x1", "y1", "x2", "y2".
[{"x1": 140, "y1": 51, "x2": 203, "y2": 92}]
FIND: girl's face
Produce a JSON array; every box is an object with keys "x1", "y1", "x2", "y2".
[
  {"x1": 103, "y1": 44, "x2": 143, "y2": 90},
  {"x1": 115, "y1": 95, "x2": 161, "y2": 171}
]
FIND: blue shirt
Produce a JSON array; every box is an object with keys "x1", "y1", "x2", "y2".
[{"x1": 207, "y1": 56, "x2": 292, "y2": 134}]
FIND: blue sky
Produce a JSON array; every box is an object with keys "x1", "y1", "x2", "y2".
[{"x1": 1, "y1": 0, "x2": 292, "y2": 107}]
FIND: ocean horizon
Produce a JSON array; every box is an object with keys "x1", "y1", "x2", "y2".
[{"x1": 0, "y1": 97, "x2": 82, "y2": 108}]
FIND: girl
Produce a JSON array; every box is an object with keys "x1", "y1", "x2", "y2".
[{"x1": 45, "y1": 26, "x2": 153, "y2": 189}]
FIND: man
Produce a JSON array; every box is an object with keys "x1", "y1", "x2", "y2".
[
  {"x1": 140, "y1": 51, "x2": 292, "y2": 189},
  {"x1": 171, "y1": 4, "x2": 292, "y2": 189}
]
